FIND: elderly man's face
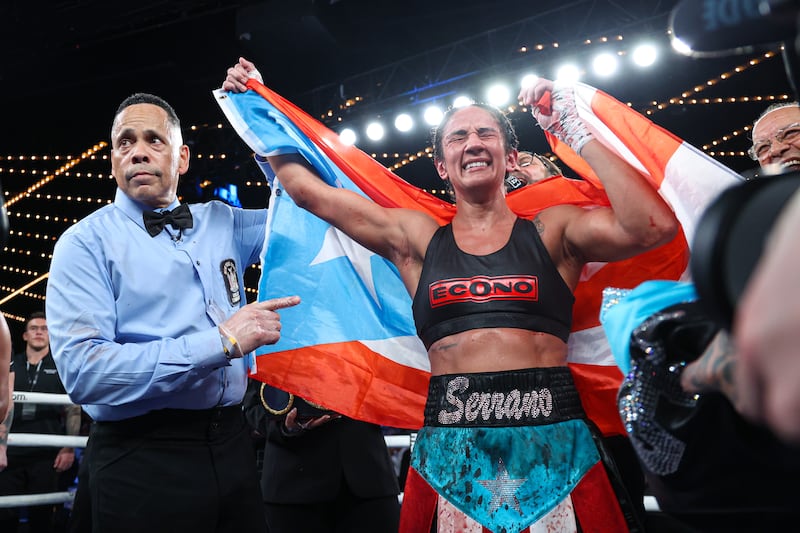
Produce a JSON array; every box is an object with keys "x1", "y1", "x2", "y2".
[
  {"x1": 751, "y1": 106, "x2": 800, "y2": 172},
  {"x1": 110, "y1": 103, "x2": 189, "y2": 208}
]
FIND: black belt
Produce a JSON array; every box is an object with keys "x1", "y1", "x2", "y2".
[
  {"x1": 94, "y1": 405, "x2": 244, "y2": 439},
  {"x1": 424, "y1": 367, "x2": 585, "y2": 427}
]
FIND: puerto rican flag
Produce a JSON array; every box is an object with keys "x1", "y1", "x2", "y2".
[{"x1": 214, "y1": 80, "x2": 740, "y2": 433}]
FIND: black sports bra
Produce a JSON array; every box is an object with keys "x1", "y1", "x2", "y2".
[{"x1": 412, "y1": 218, "x2": 574, "y2": 349}]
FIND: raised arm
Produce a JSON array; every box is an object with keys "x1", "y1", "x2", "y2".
[
  {"x1": 519, "y1": 79, "x2": 678, "y2": 264},
  {"x1": 224, "y1": 57, "x2": 438, "y2": 283},
  {"x1": 566, "y1": 140, "x2": 678, "y2": 261},
  {"x1": 262, "y1": 153, "x2": 435, "y2": 268}
]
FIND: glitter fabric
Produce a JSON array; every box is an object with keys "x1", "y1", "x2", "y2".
[
  {"x1": 600, "y1": 282, "x2": 699, "y2": 374},
  {"x1": 600, "y1": 287, "x2": 631, "y2": 321},
  {"x1": 618, "y1": 301, "x2": 718, "y2": 475},
  {"x1": 411, "y1": 420, "x2": 598, "y2": 532}
]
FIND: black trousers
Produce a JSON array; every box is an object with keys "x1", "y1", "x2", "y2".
[
  {"x1": 67, "y1": 437, "x2": 92, "y2": 533},
  {"x1": 0, "y1": 451, "x2": 59, "y2": 533},
  {"x1": 87, "y1": 406, "x2": 267, "y2": 533}
]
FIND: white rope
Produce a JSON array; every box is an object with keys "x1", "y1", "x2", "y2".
[
  {"x1": 0, "y1": 491, "x2": 74, "y2": 508},
  {"x1": 11, "y1": 391, "x2": 74, "y2": 405},
  {"x1": 384, "y1": 434, "x2": 411, "y2": 449},
  {"x1": 3, "y1": 392, "x2": 661, "y2": 515},
  {"x1": 9, "y1": 431, "x2": 400, "y2": 451},
  {"x1": 644, "y1": 496, "x2": 661, "y2": 512},
  {"x1": 0, "y1": 492, "x2": 661, "y2": 512},
  {"x1": 7, "y1": 433, "x2": 87, "y2": 448},
  {"x1": 1, "y1": 392, "x2": 82, "y2": 509},
  {"x1": 0, "y1": 433, "x2": 663, "y2": 514},
  {"x1": 5, "y1": 434, "x2": 405, "y2": 450}
]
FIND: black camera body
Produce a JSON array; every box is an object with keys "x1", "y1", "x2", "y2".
[{"x1": 691, "y1": 170, "x2": 800, "y2": 328}]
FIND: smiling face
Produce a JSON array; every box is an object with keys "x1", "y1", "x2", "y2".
[
  {"x1": 508, "y1": 151, "x2": 553, "y2": 186},
  {"x1": 751, "y1": 105, "x2": 800, "y2": 172},
  {"x1": 110, "y1": 103, "x2": 189, "y2": 208},
  {"x1": 434, "y1": 106, "x2": 517, "y2": 197}
]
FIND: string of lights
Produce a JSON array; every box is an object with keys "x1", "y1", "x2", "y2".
[
  {"x1": 0, "y1": 39, "x2": 785, "y2": 320},
  {"x1": 3, "y1": 143, "x2": 107, "y2": 208},
  {"x1": 8, "y1": 230, "x2": 58, "y2": 242},
  {"x1": 0, "y1": 286, "x2": 44, "y2": 301},
  {"x1": 642, "y1": 49, "x2": 783, "y2": 115},
  {"x1": 316, "y1": 34, "x2": 630, "y2": 124}
]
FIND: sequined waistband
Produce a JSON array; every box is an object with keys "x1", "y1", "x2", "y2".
[{"x1": 424, "y1": 367, "x2": 585, "y2": 427}]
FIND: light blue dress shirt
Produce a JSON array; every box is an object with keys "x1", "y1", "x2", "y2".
[{"x1": 46, "y1": 189, "x2": 267, "y2": 421}]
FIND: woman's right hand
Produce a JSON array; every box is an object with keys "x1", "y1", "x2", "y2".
[{"x1": 222, "y1": 56, "x2": 263, "y2": 93}]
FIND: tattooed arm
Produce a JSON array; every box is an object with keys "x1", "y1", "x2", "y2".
[
  {"x1": 53, "y1": 404, "x2": 82, "y2": 472},
  {"x1": 681, "y1": 331, "x2": 739, "y2": 409}
]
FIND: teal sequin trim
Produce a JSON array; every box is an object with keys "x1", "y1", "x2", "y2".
[{"x1": 411, "y1": 420, "x2": 599, "y2": 532}]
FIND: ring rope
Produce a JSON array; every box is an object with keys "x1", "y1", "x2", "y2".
[
  {"x1": 2, "y1": 393, "x2": 419, "y2": 513},
  {"x1": 0, "y1": 491, "x2": 75, "y2": 508}
]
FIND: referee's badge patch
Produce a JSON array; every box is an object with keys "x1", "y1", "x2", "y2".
[{"x1": 220, "y1": 259, "x2": 241, "y2": 306}]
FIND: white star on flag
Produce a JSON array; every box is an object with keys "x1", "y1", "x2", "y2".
[
  {"x1": 478, "y1": 457, "x2": 527, "y2": 515},
  {"x1": 311, "y1": 226, "x2": 380, "y2": 306}
]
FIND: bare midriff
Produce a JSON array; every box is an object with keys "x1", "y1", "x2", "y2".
[{"x1": 427, "y1": 327, "x2": 568, "y2": 376}]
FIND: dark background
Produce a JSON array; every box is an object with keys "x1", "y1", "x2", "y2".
[{"x1": 0, "y1": 0, "x2": 793, "y2": 342}]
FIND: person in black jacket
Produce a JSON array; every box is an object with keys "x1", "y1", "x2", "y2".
[
  {"x1": 0, "y1": 312, "x2": 81, "y2": 533},
  {"x1": 243, "y1": 379, "x2": 400, "y2": 533}
]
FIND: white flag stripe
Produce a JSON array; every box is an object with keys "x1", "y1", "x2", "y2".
[
  {"x1": 660, "y1": 142, "x2": 742, "y2": 245},
  {"x1": 361, "y1": 336, "x2": 431, "y2": 372}
]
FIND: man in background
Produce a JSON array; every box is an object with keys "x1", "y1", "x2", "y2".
[
  {"x1": 504, "y1": 150, "x2": 563, "y2": 192},
  {"x1": 244, "y1": 379, "x2": 400, "y2": 532},
  {"x1": 0, "y1": 312, "x2": 80, "y2": 533}
]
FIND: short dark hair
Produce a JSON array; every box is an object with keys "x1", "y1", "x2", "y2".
[
  {"x1": 113, "y1": 92, "x2": 181, "y2": 131},
  {"x1": 24, "y1": 311, "x2": 46, "y2": 331},
  {"x1": 431, "y1": 103, "x2": 519, "y2": 162}
]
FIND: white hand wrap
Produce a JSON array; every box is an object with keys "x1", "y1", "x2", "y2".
[
  {"x1": 247, "y1": 68, "x2": 264, "y2": 84},
  {"x1": 532, "y1": 82, "x2": 594, "y2": 155}
]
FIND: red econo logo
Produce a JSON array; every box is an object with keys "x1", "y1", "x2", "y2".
[{"x1": 429, "y1": 275, "x2": 538, "y2": 307}]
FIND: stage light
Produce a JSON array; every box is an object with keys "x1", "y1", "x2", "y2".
[
  {"x1": 486, "y1": 84, "x2": 511, "y2": 106},
  {"x1": 339, "y1": 128, "x2": 357, "y2": 145},
  {"x1": 423, "y1": 105, "x2": 444, "y2": 126},
  {"x1": 453, "y1": 95, "x2": 473, "y2": 108},
  {"x1": 394, "y1": 113, "x2": 413, "y2": 132},
  {"x1": 520, "y1": 74, "x2": 539, "y2": 89},
  {"x1": 554, "y1": 64, "x2": 581, "y2": 83},
  {"x1": 632, "y1": 43, "x2": 658, "y2": 67},
  {"x1": 670, "y1": 37, "x2": 692, "y2": 56},
  {"x1": 592, "y1": 52, "x2": 618, "y2": 77},
  {"x1": 366, "y1": 122, "x2": 385, "y2": 141}
]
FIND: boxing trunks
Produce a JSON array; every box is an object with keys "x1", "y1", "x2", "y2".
[{"x1": 399, "y1": 367, "x2": 632, "y2": 533}]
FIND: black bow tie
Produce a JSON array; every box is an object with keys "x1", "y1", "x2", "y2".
[{"x1": 143, "y1": 204, "x2": 194, "y2": 237}]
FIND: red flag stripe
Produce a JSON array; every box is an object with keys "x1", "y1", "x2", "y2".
[{"x1": 252, "y1": 341, "x2": 429, "y2": 429}]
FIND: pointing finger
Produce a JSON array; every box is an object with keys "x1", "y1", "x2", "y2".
[{"x1": 259, "y1": 295, "x2": 301, "y2": 311}]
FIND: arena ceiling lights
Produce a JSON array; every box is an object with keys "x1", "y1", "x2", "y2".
[{"x1": 337, "y1": 42, "x2": 662, "y2": 146}]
